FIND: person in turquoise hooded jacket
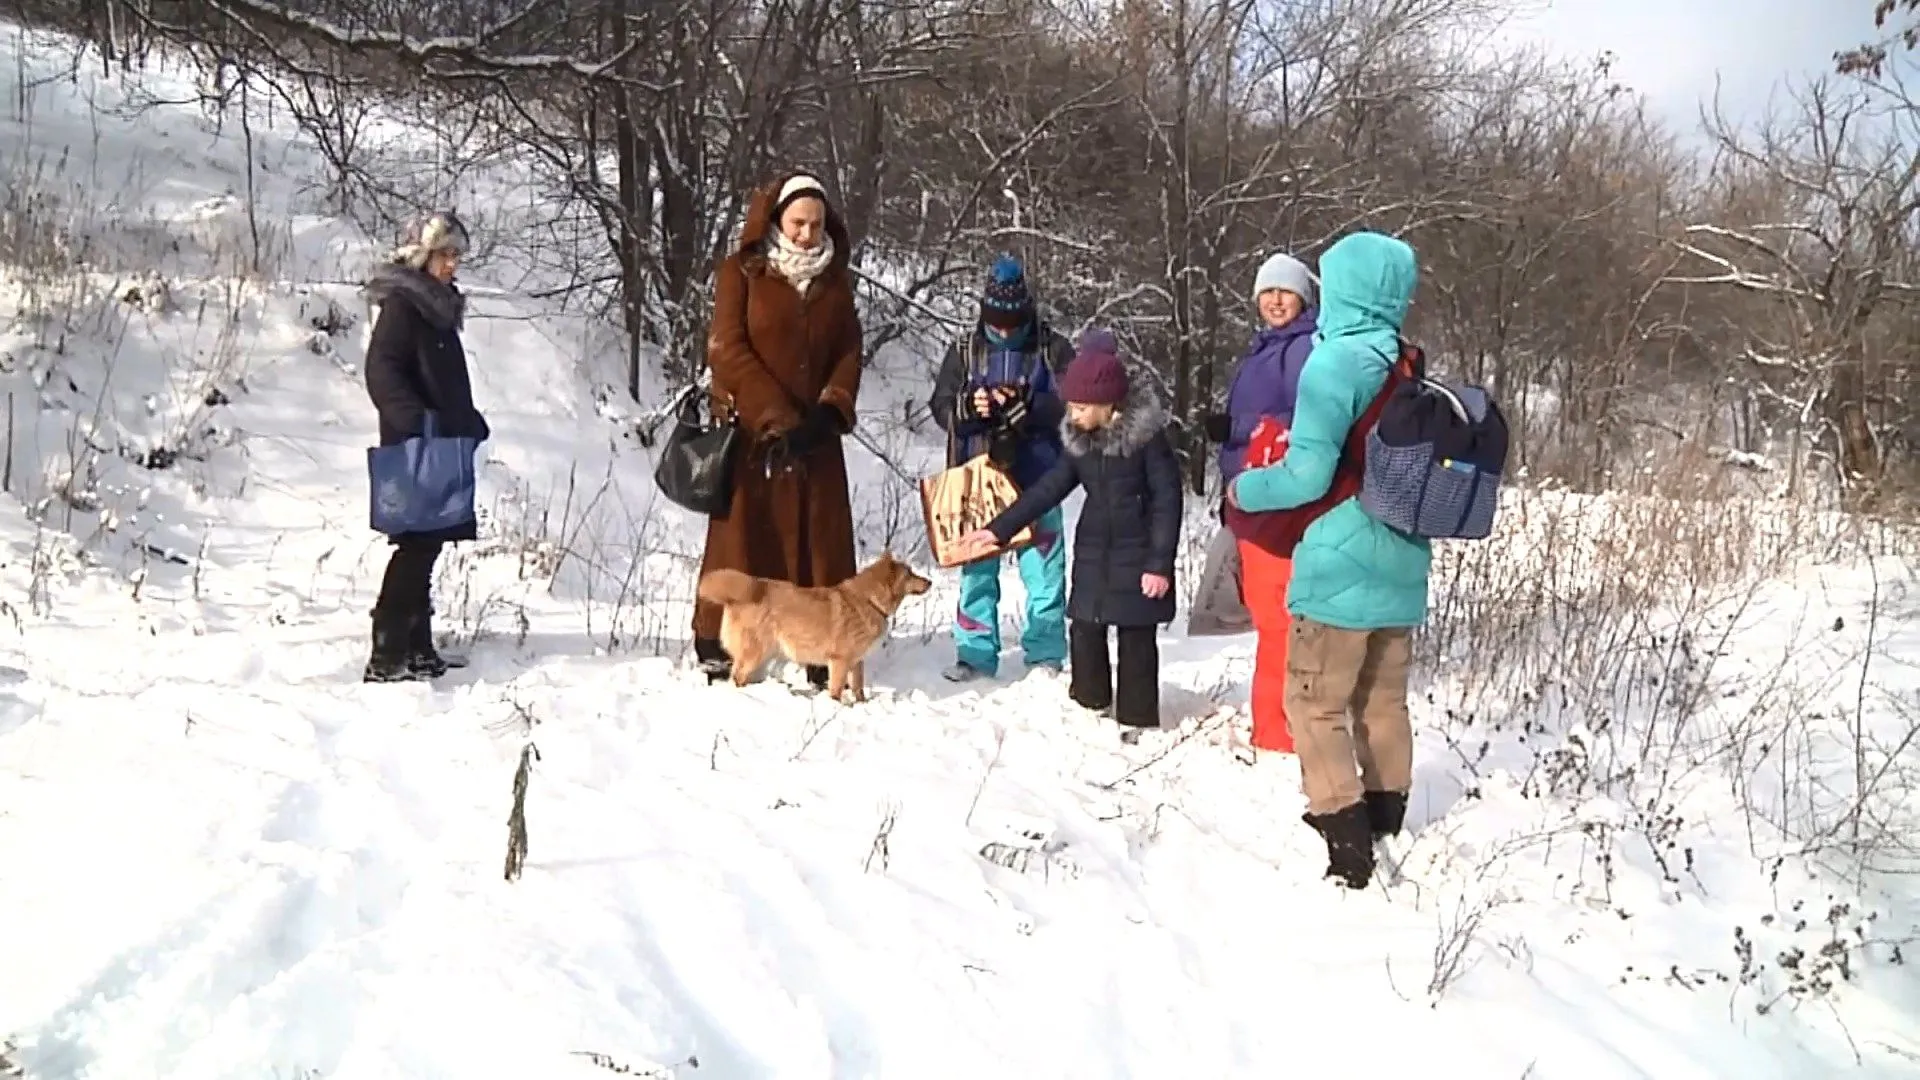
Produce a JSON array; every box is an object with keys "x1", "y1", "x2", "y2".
[{"x1": 1227, "y1": 231, "x2": 1432, "y2": 891}]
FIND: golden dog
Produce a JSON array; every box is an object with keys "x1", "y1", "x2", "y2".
[{"x1": 695, "y1": 551, "x2": 932, "y2": 702}]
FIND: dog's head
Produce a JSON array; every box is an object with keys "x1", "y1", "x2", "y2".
[{"x1": 874, "y1": 550, "x2": 932, "y2": 605}]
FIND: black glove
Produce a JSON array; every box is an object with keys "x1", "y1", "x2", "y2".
[
  {"x1": 992, "y1": 390, "x2": 1029, "y2": 432},
  {"x1": 762, "y1": 433, "x2": 796, "y2": 476},
  {"x1": 1202, "y1": 412, "x2": 1231, "y2": 444},
  {"x1": 784, "y1": 404, "x2": 842, "y2": 458},
  {"x1": 807, "y1": 402, "x2": 845, "y2": 438},
  {"x1": 987, "y1": 430, "x2": 1018, "y2": 471}
]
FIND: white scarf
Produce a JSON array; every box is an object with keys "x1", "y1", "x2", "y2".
[{"x1": 767, "y1": 231, "x2": 834, "y2": 295}]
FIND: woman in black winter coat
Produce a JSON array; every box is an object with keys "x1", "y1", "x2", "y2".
[
  {"x1": 961, "y1": 329, "x2": 1183, "y2": 738},
  {"x1": 361, "y1": 211, "x2": 491, "y2": 682}
]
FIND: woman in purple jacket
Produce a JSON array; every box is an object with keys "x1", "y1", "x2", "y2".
[{"x1": 1201, "y1": 251, "x2": 1318, "y2": 753}]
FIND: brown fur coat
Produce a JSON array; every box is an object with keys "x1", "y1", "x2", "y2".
[{"x1": 693, "y1": 175, "x2": 865, "y2": 642}]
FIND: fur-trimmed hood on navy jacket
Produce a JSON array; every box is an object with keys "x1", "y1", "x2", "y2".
[
  {"x1": 987, "y1": 371, "x2": 1182, "y2": 626},
  {"x1": 1061, "y1": 377, "x2": 1169, "y2": 457}
]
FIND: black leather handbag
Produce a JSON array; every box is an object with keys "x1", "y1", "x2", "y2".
[{"x1": 652, "y1": 388, "x2": 739, "y2": 518}]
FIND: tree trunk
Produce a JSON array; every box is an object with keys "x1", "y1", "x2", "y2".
[
  {"x1": 608, "y1": 0, "x2": 647, "y2": 398},
  {"x1": 1831, "y1": 340, "x2": 1883, "y2": 501}
]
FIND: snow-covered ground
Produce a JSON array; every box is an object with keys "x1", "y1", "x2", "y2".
[{"x1": 1, "y1": 22, "x2": 1917, "y2": 1080}]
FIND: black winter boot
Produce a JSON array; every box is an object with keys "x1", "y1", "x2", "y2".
[
  {"x1": 1303, "y1": 803, "x2": 1376, "y2": 890},
  {"x1": 694, "y1": 637, "x2": 732, "y2": 684},
  {"x1": 1067, "y1": 622, "x2": 1114, "y2": 714},
  {"x1": 1364, "y1": 790, "x2": 1409, "y2": 838},
  {"x1": 363, "y1": 611, "x2": 425, "y2": 683},
  {"x1": 406, "y1": 612, "x2": 450, "y2": 679},
  {"x1": 805, "y1": 665, "x2": 829, "y2": 691}
]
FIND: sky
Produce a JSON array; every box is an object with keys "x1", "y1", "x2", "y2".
[{"x1": 1500, "y1": 0, "x2": 1877, "y2": 134}]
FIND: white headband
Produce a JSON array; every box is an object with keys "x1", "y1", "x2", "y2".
[{"x1": 777, "y1": 174, "x2": 827, "y2": 207}]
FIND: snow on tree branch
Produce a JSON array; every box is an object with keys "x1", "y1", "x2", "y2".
[{"x1": 130, "y1": 0, "x2": 669, "y2": 89}]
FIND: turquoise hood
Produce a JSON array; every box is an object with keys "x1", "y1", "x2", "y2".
[
  {"x1": 1315, "y1": 231, "x2": 1417, "y2": 349},
  {"x1": 1228, "y1": 231, "x2": 1432, "y2": 630}
]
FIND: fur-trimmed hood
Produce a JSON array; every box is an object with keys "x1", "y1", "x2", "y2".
[
  {"x1": 365, "y1": 263, "x2": 465, "y2": 332},
  {"x1": 733, "y1": 173, "x2": 853, "y2": 277},
  {"x1": 1062, "y1": 377, "x2": 1168, "y2": 457}
]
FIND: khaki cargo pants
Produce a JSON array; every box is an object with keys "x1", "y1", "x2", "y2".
[{"x1": 1283, "y1": 617, "x2": 1414, "y2": 816}]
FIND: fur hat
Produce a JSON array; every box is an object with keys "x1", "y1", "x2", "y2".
[
  {"x1": 1058, "y1": 328, "x2": 1129, "y2": 405},
  {"x1": 980, "y1": 253, "x2": 1035, "y2": 329},
  {"x1": 1252, "y1": 252, "x2": 1316, "y2": 307},
  {"x1": 390, "y1": 211, "x2": 470, "y2": 271}
]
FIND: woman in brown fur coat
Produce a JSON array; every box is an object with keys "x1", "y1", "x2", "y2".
[{"x1": 692, "y1": 172, "x2": 864, "y2": 686}]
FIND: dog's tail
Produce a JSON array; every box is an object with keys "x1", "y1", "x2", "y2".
[{"x1": 697, "y1": 569, "x2": 766, "y2": 607}]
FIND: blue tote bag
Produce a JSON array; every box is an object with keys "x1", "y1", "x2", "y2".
[{"x1": 367, "y1": 411, "x2": 480, "y2": 536}]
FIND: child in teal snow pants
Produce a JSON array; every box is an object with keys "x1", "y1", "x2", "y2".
[
  {"x1": 952, "y1": 506, "x2": 1068, "y2": 675},
  {"x1": 928, "y1": 254, "x2": 1074, "y2": 680}
]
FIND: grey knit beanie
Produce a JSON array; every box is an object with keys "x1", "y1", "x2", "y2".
[{"x1": 1252, "y1": 252, "x2": 1316, "y2": 307}]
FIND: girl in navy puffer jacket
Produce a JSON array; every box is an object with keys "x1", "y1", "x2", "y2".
[{"x1": 960, "y1": 330, "x2": 1183, "y2": 741}]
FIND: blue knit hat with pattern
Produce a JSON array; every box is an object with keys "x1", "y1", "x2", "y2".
[{"x1": 980, "y1": 253, "x2": 1036, "y2": 329}]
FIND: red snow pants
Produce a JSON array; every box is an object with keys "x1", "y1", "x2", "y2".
[{"x1": 1238, "y1": 539, "x2": 1295, "y2": 753}]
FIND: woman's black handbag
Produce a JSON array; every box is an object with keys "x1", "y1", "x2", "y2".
[{"x1": 652, "y1": 388, "x2": 739, "y2": 518}]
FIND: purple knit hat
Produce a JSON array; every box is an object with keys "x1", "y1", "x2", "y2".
[{"x1": 1058, "y1": 328, "x2": 1129, "y2": 405}]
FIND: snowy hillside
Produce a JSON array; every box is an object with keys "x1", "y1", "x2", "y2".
[{"x1": 1, "y1": 22, "x2": 1918, "y2": 1080}]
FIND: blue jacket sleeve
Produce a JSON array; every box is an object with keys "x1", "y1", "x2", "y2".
[{"x1": 1230, "y1": 346, "x2": 1362, "y2": 512}]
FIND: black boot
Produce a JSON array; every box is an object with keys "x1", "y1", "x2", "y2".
[
  {"x1": 694, "y1": 637, "x2": 732, "y2": 684},
  {"x1": 363, "y1": 611, "x2": 425, "y2": 683},
  {"x1": 805, "y1": 665, "x2": 829, "y2": 691},
  {"x1": 406, "y1": 612, "x2": 450, "y2": 679},
  {"x1": 1068, "y1": 620, "x2": 1114, "y2": 715},
  {"x1": 1364, "y1": 790, "x2": 1408, "y2": 838},
  {"x1": 1303, "y1": 803, "x2": 1376, "y2": 890}
]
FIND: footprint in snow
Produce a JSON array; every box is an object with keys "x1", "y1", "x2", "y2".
[{"x1": 974, "y1": 812, "x2": 1084, "y2": 884}]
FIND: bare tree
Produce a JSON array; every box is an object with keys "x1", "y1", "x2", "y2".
[
  {"x1": 11, "y1": 0, "x2": 1910, "y2": 498},
  {"x1": 47, "y1": 0, "x2": 983, "y2": 394},
  {"x1": 1669, "y1": 76, "x2": 1920, "y2": 499}
]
